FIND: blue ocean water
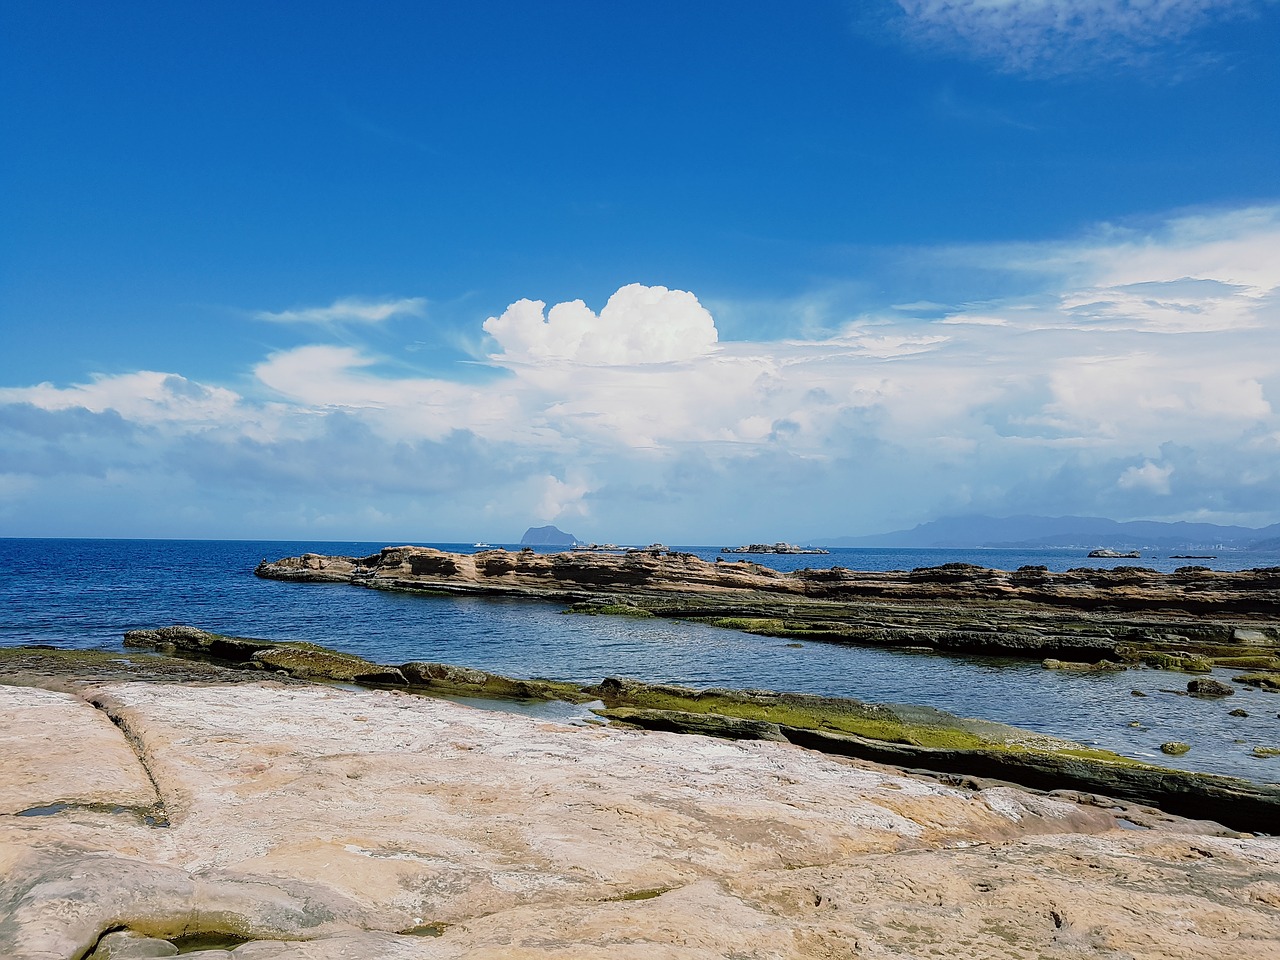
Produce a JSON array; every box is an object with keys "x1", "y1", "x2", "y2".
[{"x1": 2, "y1": 538, "x2": 1279, "y2": 783}]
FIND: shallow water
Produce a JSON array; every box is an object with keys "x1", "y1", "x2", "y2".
[{"x1": 2, "y1": 538, "x2": 1278, "y2": 783}]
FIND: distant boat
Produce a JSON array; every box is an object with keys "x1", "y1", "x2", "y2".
[{"x1": 473, "y1": 542, "x2": 493, "y2": 549}]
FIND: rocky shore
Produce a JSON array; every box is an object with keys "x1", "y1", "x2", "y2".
[
  {"x1": 56, "y1": 627, "x2": 1280, "y2": 831},
  {"x1": 256, "y1": 547, "x2": 1280, "y2": 671},
  {"x1": 2, "y1": 643, "x2": 1279, "y2": 959}
]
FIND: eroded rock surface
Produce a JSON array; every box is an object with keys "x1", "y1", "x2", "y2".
[
  {"x1": 2, "y1": 679, "x2": 1278, "y2": 958},
  {"x1": 256, "y1": 547, "x2": 1280, "y2": 664}
]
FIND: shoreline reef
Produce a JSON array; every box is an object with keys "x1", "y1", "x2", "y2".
[
  {"x1": 2, "y1": 641, "x2": 1279, "y2": 958},
  {"x1": 33, "y1": 626, "x2": 1280, "y2": 832},
  {"x1": 256, "y1": 545, "x2": 1280, "y2": 671}
]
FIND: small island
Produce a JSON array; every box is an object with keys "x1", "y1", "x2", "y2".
[{"x1": 722, "y1": 542, "x2": 831, "y2": 555}]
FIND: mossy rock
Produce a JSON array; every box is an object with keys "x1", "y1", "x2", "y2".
[
  {"x1": 1232, "y1": 672, "x2": 1280, "y2": 691},
  {"x1": 252, "y1": 644, "x2": 407, "y2": 685},
  {"x1": 1160, "y1": 741, "x2": 1192, "y2": 756},
  {"x1": 1252, "y1": 746, "x2": 1280, "y2": 758},
  {"x1": 563, "y1": 602, "x2": 655, "y2": 618},
  {"x1": 1137, "y1": 651, "x2": 1214, "y2": 673},
  {"x1": 401, "y1": 661, "x2": 592, "y2": 703},
  {"x1": 706, "y1": 617, "x2": 788, "y2": 634}
]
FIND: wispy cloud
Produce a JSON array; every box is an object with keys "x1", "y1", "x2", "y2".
[
  {"x1": 891, "y1": 0, "x2": 1268, "y2": 75},
  {"x1": 255, "y1": 296, "x2": 427, "y2": 325},
  {"x1": 3, "y1": 204, "x2": 1279, "y2": 538}
]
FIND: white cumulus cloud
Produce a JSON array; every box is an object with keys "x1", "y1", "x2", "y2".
[{"x1": 483, "y1": 283, "x2": 718, "y2": 365}]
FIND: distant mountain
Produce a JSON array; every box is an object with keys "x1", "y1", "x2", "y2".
[
  {"x1": 817, "y1": 515, "x2": 1280, "y2": 552},
  {"x1": 520, "y1": 524, "x2": 578, "y2": 546}
]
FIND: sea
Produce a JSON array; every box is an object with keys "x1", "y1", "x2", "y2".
[{"x1": 3, "y1": 538, "x2": 1279, "y2": 784}]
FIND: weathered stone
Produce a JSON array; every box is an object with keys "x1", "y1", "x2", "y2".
[
  {"x1": 1233, "y1": 671, "x2": 1280, "y2": 690},
  {"x1": 1161, "y1": 741, "x2": 1192, "y2": 755},
  {"x1": 1187, "y1": 677, "x2": 1235, "y2": 697},
  {"x1": 4, "y1": 679, "x2": 1279, "y2": 959},
  {"x1": 1042, "y1": 658, "x2": 1125, "y2": 672},
  {"x1": 256, "y1": 548, "x2": 1280, "y2": 665},
  {"x1": 0, "y1": 685, "x2": 158, "y2": 815}
]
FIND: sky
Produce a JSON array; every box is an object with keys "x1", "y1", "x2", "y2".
[{"x1": 2, "y1": 0, "x2": 1279, "y2": 544}]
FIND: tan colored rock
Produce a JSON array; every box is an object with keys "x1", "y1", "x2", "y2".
[
  {"x1": 0, "y1": 685, "x2": 158, "y2": 815},
  {"x1": 3, "y1": 680, "x2": 1278, "y2": 959}
]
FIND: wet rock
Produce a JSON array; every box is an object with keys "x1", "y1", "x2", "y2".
[
  {"x1": 1161, "y1": 742, "x2": 1192, "y2": 755},
  {"x1": 1187, "y1": 678, "x2": 1235, "y2": 697},
  {"x1": 1232, "y1": 671, "x2": 1280, "y2": 691},
  {"x1": 250, "y1": 645, "x2": 406, "y2": 685},
  {"x1": 257, "y1": 547, "x2": 1280, "y2": 666},
  {"x1": 597, "y1": 706, "x2": 788, "y2": 742},
  {"x1": 87, "y1": 930, "x2": 179, "y2": 958},
  {"x1": 1042, "y1": 659, "x2": 1125, "y2": 672},
  {"x1": 1229, "y1": 709, "x2": 1249, "y2": 717},
  {"x1": 399, "y1": 661, "x2": 589, "y2": 702}
]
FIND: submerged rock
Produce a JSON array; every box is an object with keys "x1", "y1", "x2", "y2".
[{"x1": 1187, "y1": 678, "x2": 1235, "y2": 698}]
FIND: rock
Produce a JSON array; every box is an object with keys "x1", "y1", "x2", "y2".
[
  {"x1": 1232, "y1": 671, "x2": 1280, "y2": 691},
  {"x1": 1131, "y1": 689, "x2": 1148, "y2": 697},
  {"x1": 1042, "y1": 658, "x2": 1125, "y2": 672},
  {"x1": 5, "y1": 679, "x2": 1280, "y2": 959},
  {"x1": 1187, "y1": 678, "x2": 1235, "y2": 697},
  {"x1": 87, "y1": 930, "x2": 179, "y2": 957},
  {"x1": 1229, "y1": 709, "x2": 1249, "y2": 717},
  {"x1": 597, "y1": 706, "x2": 788, "y2": 742},
  {"x1": 250, "y1": 645, "x2": 406, "y2": 685},
  {"x1": 1253, "y1": 746, "x2": 1280, "y2": 758},
  {"x1": 1161, "y1": 742, "x2": 1192, "y2": 755},
  {"x1": 255, "y1": 547, "x2": 1280, "y2": 667},
  {"x1": 399, "y1": 661, "x2": 589, "y2": 702}
]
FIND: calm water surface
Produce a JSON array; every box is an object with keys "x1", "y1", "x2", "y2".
[{"x1": 3, "y1": 538, "x2": 1278, "y2": 783}]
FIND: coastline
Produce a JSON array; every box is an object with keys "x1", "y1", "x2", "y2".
[
  {"x1": 256, "y1": 545, "x2": 1280, "y2": 666},
  {"x1": 19, "y1": 629, "x2": 1278, "y2": 833}
]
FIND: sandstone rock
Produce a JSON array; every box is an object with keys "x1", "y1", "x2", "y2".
[
  {"x1": 255, "y1": 547, "x2": 1280, "y2": 666},
  {"x1": 4, "y1": 679, "x2": 1279, "y2": 959}
]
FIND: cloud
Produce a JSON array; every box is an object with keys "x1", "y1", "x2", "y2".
[
  {"x1": 890, "y1": 0, "x2": 1267, "y2": 74},
  {"x1": 255, "y1": 296, "x2": 426, "y2": 325},
  {"x1": 4, "y1": 207, "x2": 1280, "y2": 538},
  {"x1": 0, "y1": 372, "x2": 244, "y2": 426},
  {"x1": 483, "y1": 283, "x2": 718, "y2": 365},
  {"x1": 1118, "y1": 459, "x2": 1174, "y2": 494}
]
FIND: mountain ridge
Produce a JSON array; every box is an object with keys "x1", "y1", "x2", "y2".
[{"x1": 817, "y1": 515, "x2": 1280, "y2": 551}]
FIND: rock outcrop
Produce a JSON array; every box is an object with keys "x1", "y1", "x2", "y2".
[
  {"x1": 3, "y1": 676, "x2": 1279, "y2": 959},
  {"x1": 101, "y1": 633, "x2": 1280, "y2": 832},
  {"x1": 255, "y1": 547, "x2": 1280, "y2": 665}
]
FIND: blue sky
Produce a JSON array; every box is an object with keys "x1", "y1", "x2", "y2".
[{"x1": 2, "y1": 1, "x2": 1279, "y2": 542}]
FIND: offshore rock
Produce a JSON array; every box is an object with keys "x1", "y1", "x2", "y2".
[
  {"x1": 255, "y1": 547, "x2": 1280, "y2": 664},
  {"x1": 1187, "y1": 677, "x2": 1236, "y2": 697}
]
